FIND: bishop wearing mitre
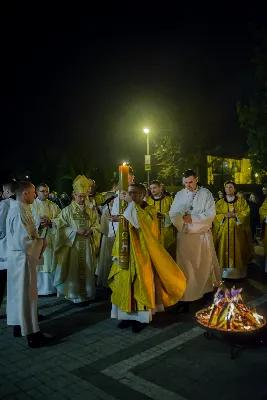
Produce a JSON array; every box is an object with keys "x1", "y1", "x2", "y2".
[{"x1": 53, "y1": 175, "x2": 100, "y2": 304}]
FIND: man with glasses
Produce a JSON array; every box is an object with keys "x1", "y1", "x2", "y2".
[
  {"x1": 108, "y1": 183, "x2": 186, "y2": 333},
  {"x1": 31, "y1": 183, "x2": 61, "y2": 295}
]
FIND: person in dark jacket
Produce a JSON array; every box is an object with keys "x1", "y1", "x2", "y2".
[
  {"x1": 59, "y1": 192, "x2": 70, "y2": 209},
  {"x1": 48, "y1": 191, "x2": 62, "y2": 209},
  {"x1": 247, "y1": 193, "x2": 261, "y2": 242}
]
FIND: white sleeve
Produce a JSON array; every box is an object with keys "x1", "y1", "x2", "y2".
[
  {"x1": 191, "y1": 192, "x2": 216, "y2": 226},
  {"x1": 169, "y1": 193, "x2": 185, "y2": 232},
  {"x1": 0, "y1": 201, "x2": 9, "y2": 239},
  {"x1": 9, "y1": 214, "x2": 43, "y2": 260},
  {"x1": 111, "y1": 195, "x2": 119, "y2": 216},
  {"x1": 123, "y1": 202, "x2": 140, "y2": 229}
]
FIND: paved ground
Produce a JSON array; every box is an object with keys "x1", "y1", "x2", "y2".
[{"x1": 1, "y1": 250, "x2": 267, "y2": 400}]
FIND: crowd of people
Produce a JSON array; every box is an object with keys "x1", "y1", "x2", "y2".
[{"x1": 1, "y1": 168, "x2": 267, "y2": 348}]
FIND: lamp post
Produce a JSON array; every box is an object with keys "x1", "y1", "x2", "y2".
[{"x1": 143, "y1": 128, "x2": 150, "y2": 186}]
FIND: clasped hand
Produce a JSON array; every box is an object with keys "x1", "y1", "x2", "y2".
[
  {"x1": 108, "y1": 215, "x2": 120, "y2": 223},
  {"x1": 183, "y1": 212, "x2": 192, "y2": 224},
  {"x1": 225, "y1": 212, "x2": 236, "y2": 219},
  {"x1": 77, "y1": 228, "x2": 93, "y2": 237},
  {"x1": 40, "y1": 217, "x2": 51, "y2": 228}
]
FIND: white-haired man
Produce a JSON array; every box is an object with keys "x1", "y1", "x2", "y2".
[{"x1": 53, "y1": 175, "x2": 100, "y2": 304}]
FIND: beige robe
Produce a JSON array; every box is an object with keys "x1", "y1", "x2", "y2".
[{"x1": 170, "y1": 188, "x2": 221, "y2": 302}]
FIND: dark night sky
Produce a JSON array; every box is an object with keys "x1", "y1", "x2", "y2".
[{"x1": 1, "y1": 6, "x2": 267, "y2": 184}]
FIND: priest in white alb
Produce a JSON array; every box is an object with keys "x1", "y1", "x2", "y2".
[
  {"x1": 31, "y1": 183, "x2": 61, "y2": 295},
  {"x1": 53, "y1": 175, "x2": 100, "y2": 304},
  {"x1": 6, "y1": 181, "x2": 52, "y2": 348},
  {"x1": 170, "y1": 169, "x2": 221, "y2": 309}
]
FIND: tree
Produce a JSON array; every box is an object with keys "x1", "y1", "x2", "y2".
[
  {"x1": 153, "y1": 136, "x2": 182, "y2": 185},
  {"x1": 237, "y1": 32, "x2": 267, "y2": 178},
  {"x1": 153, "y1": 135, "x2": 207, "y2": 185},
  {"x1": 55, "y1": 148, "x2": 93, "y2": 194}
]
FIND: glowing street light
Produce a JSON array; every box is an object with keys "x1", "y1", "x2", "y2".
[
  {"x1": 143, "y1": 128, "x2": 151, "y2": 186},
  {"x1": 255, "y1": 173, "x2": 259, "y2": 178},
  {"x1": 25, "y1": 175, "x2": 29, "y2": 179}
]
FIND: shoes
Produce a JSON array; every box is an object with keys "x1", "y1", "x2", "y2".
[
  {"x1": 27, "y1": 332, "x2": 55, "y2": 348},
  {"x1": 76, "y1": 301, "x2": 90, "y2": 307},
  {"x1": 203, "y1": 292, "x2": 215, "y2": 303},
  {"x1": 13, "y1": 325, "x2": 22, "y2": 338},
  {"x1": 132, "y1": 321, "x2": 146, "y2": 333},
  {"x1": 176, "y1": 302, "x2": 190, "y2": 313},
  {"x1": 117, "y1": 320, "x2": 132, "y2": 329},
  {"x1": 71, "y1": 300, "x2": 90, "y2": 307},
  {"x1": 38, "y1": 313, "x2": 47, "y2": 322}
]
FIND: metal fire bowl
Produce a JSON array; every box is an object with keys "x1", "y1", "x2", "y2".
[{"x1": 195, "y1": 308, "x2": 267, "y2": 344}]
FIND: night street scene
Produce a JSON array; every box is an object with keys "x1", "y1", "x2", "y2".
[{"x1": 1, "y1": 4, "x2": 267, "y2": 400}]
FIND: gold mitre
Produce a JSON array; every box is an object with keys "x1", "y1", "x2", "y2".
[{"x1": 73, "y1": 175, "x2": 89, "y2": 194}]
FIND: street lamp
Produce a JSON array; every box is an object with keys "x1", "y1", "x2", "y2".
[{"x1": 143, "y1": 128, "x2": 151, "y2": 186}]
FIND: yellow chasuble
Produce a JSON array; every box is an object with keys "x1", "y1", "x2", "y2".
[
  {"x1": 147, "y1": 195, "x2": 176, "y2": 257},
  {"x1": 53, "y1": 201, "x2": 100, "y2": 301},
  {"x1": 108, "y1": 203, "x2": 186, "y2": 314},
  {"x1": 213, "y1": 196, "x2": 250, "y2": 279},
  {"x1": 85, "y1": 193, "x2": 104, "y2": 253}
]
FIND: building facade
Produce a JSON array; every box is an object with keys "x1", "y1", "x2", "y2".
[{"x1": 207, "y1": 155, "x2": 253, "y2": 185}]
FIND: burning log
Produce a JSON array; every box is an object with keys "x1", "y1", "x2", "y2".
[{"x1": 196, "y1": 285, "x2": 266, "y2": 333}]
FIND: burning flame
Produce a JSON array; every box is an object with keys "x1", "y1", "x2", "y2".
[{"x1": 196, "y1": 285, "x2": 266, "y2": 332}]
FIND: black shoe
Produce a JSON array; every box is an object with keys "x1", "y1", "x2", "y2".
[
  {"x1": 132, "y1": 321, "x2": 146, "y2": 333},
  {"x1": 176, "y1": 302, "x2": 190, "y2": 313},
  {"x1": 13, "y1": 325, "x2": 22, "y2": 337},
  {"x1": 71, "y1": 300, "x2": 91, "y2": 307},
  {"x1": 203, "y1": 292, "x2": 215, "y2": 303},
  {"x1": 77, "y1": 301, "x2": 90, "y2": 307},
  {"x1": 27, "y1": 332, "x2": 55, "y2": 348},
  {"x1": 38, "y1": 313, "x2": 47, "y2": 322},
  {"x1": 117, "y1": 320, "x2": 132, "y2": 329}
]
